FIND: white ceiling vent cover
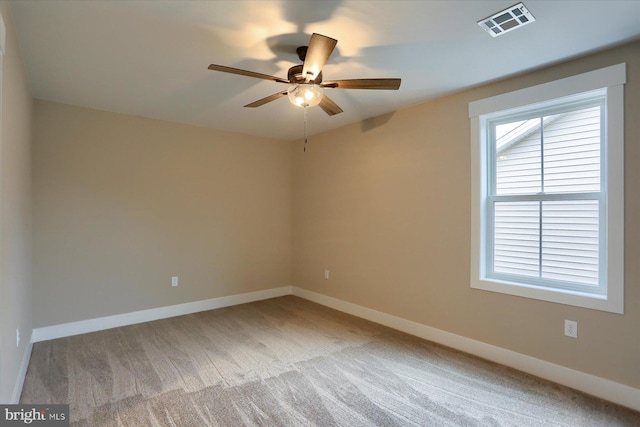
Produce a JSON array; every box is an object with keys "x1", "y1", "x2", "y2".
[{"x1": 478, "y1": 3, "x2": 535, "y2": 37}]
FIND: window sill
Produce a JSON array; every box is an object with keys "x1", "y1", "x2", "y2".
[{"x1": 471, "y1": 276, "x2": 623, "y2": 314}]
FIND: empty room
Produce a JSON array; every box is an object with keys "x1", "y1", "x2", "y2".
[{"x1": 1, "y1": 0, "x2": 639, "y2": 425}]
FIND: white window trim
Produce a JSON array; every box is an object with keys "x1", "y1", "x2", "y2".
[{"x1": 469, "y1": 63, "x2": 625, "y2": 314}]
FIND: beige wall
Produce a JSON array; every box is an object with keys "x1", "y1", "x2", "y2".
[
  {"x1": 32, "y1": 101, "x2": 292, "y2": 327},
  {"x1": 0, "y1": 2, "x2": 33, "y2": 403},
  {"x1": 293, "y1": 41, "x2": 640, "y2": 389}
]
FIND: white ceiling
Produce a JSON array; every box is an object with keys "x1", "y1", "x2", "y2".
[{"x1": 9, "y1": 1, "x2": 640, "y2": 141}]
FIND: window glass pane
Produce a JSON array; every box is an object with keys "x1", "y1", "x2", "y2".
[
  {"x1": 495, "y1": 119, "x2": 541, "y2": 195},
  {"x1": 541, "y1": 200, "x2": 599, "y2": 286},
  {"x1": 543, "y1": 106, "x2": 601, "y2": 193},
  {"x1": 494, "y1": 201, "x2": 540, "y2": 277}
]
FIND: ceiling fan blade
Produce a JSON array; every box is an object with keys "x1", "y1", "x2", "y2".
[
  {"x1": 302, "y1": 33, "x2": 337, "y2": 82},
  {"x1": 208, "y1": 64, "x2": 289, "y2": 84},
  {"x1": 322, "y1": 78, "x2": 401, "y2": 90},
  {"x1": 318, "y1": 95, "x2": 343, "y2": 116},
  {"x1": 244, "y1": 91, "x2": 288, "y2": 108}
]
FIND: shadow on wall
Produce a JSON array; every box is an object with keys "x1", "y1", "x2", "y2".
[{"x1": 361, "y1": 111, "x2": 396, "y2": 133}]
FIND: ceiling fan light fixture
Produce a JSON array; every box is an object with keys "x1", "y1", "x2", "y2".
[{"x1": 287, "y1": 83, "x2": 323, "y2": 108}]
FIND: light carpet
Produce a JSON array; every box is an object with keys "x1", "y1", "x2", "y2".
[{"x1": 20, "y1": 296, "x2": 640, "y2": 426}]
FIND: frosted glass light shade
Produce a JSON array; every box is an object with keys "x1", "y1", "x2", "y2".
[{"x1": 287, "y1": 84, "x2": 323, "y2": 107}]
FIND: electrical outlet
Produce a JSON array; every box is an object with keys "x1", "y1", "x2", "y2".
[
  {"x1": 564, "y1": 320, "x2": 578, "y2": 338},
  {"x1": 16, "y1": 328, "x2": 20, "y2": 347},
  {"x1": 324, "y1": 269, "x2": 329, "y2": 280},
  {"x1": 171, "y1": 276, "x2": 179, "y2": 287}
]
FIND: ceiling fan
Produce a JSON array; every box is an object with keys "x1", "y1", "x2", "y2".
[{"x1": 208, "y1": 33, "x2": 401, "y2": 116}]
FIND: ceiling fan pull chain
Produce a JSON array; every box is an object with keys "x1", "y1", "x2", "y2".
[{"x1": 304, "y1": 106, "x2": 308, "y2": 152}]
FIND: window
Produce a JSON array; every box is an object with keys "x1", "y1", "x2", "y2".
[{"x1": 469, "y1": 64, "x2": 625, "y2": 313}]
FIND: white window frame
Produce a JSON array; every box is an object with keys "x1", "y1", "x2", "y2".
[{"x1": 469, "y1": 63, "x2": 625, "y2": 314}]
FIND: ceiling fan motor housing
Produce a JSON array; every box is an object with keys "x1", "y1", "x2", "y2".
[{"x1": 288, "y1": 64, "x2": 322, "y2": 84}]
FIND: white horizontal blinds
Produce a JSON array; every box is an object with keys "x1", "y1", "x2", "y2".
[
  {"x1": 491, "y1": 103, "x2": 602, "y2": 289},
  {"x1": 494, "y1": 202, "x2": 539, "y2": 277},
  {"x1": 543, "y1": 106, "x2": 601, "y2": 193},
  {"x1": 541, "y1": 201, "x2": 599, "y2": 286}
]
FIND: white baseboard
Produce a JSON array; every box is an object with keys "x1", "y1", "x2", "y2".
[
  {"x1": 10, "y1": 340, "x2": 33, "y2": 404},
  {"x1": 291, "y1": 287, "x2": 640, "y2": 412},
  {"x1": 32, "y1": 286, "x2": 292, "y2": 343}
]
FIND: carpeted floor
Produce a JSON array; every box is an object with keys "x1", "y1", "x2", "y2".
[{"x1": 20, "y1": 296, "x2": 640, "y2": 426}]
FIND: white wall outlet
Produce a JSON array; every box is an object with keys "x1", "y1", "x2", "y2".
[
  {"x1": 564, "y1": 320, "x2": 578, "y2": 338},
  {"x1": 16, "y1": 328, "x2": 20, "y2": 347},
  {"x1": 171, "y1": 276, "x2": 179, "y2": 287},
  {"x1": 324, "y1": 269, "x2": 329, "y2": 280}
]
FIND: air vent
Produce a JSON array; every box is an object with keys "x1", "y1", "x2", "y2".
[{"x1": 478, "y1": 3, "x2": 535, "y2": 37}]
